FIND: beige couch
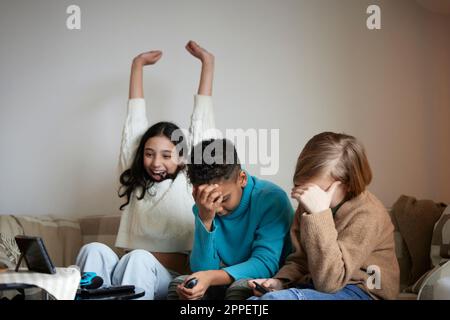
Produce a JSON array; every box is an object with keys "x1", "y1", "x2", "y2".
[{"x1": 0, "y1": 202, "x2": 446, "y2": 300}]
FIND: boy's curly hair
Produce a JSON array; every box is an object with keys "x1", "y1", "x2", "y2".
[{"x1": 187, "y1": 139, "x2": 241, "y2": 185}]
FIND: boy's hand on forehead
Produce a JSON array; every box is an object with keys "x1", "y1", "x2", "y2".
[
  {"x1": 291, "y1": 181, "x2": 341, "y2": 215},
  {"x1": 193, "y1": 184, "x2": 224, "y2": 228}
]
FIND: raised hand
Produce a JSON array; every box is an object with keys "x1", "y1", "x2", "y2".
[
  {"x1": 133, "y1": 50, "x2": 163, "y2": 66},
  {"x1": 185, "y1": 40, "x2": 214, "y2": 64},
  {"x1": 186, "y1": 41, "x2": 214, "y2": 96},
  {"x1": 129, "y1": 50, "x2": 162, "y2": 99}
]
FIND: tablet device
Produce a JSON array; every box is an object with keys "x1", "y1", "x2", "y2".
[{"x1": 14, "y1": 235, "x2": 56, "y2": 274}]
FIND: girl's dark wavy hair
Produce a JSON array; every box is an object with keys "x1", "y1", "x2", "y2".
[{"x1": 118, "y1": 121, "x2": 187, "y2": 210}]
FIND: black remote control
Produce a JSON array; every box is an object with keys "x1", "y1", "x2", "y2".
[
  {"x1": 184, "y1": 277, "x2": 198, "y2": 289},
  {"x1": 78, "y1": 285, "x2": 135, "y2": 297}
]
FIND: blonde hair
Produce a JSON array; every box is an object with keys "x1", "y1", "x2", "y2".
[{"x1": 294, "y1": 132, "x2": 372, "y2": 199}]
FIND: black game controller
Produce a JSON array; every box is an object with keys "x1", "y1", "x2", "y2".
[
  {"x1": 184, "y1": 277, "x2": 198, "y2": 289},
  {"x1": 253, "y1": 281, "x2": 269, "y2": 294}
]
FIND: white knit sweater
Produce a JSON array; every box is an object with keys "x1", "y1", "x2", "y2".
[{"x1": 115, "y1": 95, "x2": 216, "y2": 253}]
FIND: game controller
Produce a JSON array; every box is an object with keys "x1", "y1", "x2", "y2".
[
  {"x1": 80, "y1": 272, "x2": 97, "y2": 286},
  {"x1": 184, "y1": 277, "x2": 198, "y2": 289}
]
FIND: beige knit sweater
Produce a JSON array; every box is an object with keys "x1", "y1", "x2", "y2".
[{"x1": 274, "y1": 190, "x2": 400, "y2": 300}]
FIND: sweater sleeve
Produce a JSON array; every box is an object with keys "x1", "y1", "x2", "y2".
[
  {"x1": 189, "y1": 207, "x2": 221, "y2": 272},
  {"x1": 300, "y1": 208, "x2": 381, "y2": 293},
  {"x1": 222, "y1": 191, "x2": 293, "y2": 280},
  {"x1": 188, "y1": 95, "x2": 217, "y2": 150},
  {"x1": 118, "y1": 99, "x2": 149, "y2": 174}
]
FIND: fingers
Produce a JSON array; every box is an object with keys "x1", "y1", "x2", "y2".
[
  {"x1": 185, "y1": 42, "x2": 195, "y2": 55},
  {"x1": 176, "y1": 285, "x2": 190, "y2": 300},
  {"x1": 213, "y1": 195, "x2": 224, "y2": 212},
  {"x1": 194, "y1": 184, "x2": 209, "y2": 201},
  {"x1": 188, "y1": 293, "x2": 204, "y2": 300},
  {"x1": 207, "y1": 191, "x2": 222, "y2": 203},
  {"x1": 291, "y1": 186, "x2": 306, "y2": 201},
  {"x1": 291, "y1": 183, "x2": 320, "y2": 196},
  {"x1": 177, "y1": 284, "x2": 203, "y2": 300},
  {"x1": 327, "y1": 181, "x2": 342, "y2": 196},
  {"x1": 152, "y1": 51, "x2": 163, "y2": 61},
  {"x1": 186, "y1": 40, "x2": 210, "y2": 57},
  {"x1": 200, "y1": 185, "x2": 218, "y2": 203},
  {"x1": 185, "y1": 40, "x2": 199, "y2": 55},
  {"x1": 187, "y1": 40, "x2": 200, "y2": 51},
  {"x1": 177, "y1": 284, "x2": 193, "y2": 298},
  {"x1": 144, "y1": 50, "x2": 162, "y2": 58},
  {"x1": 136, "y1": 50, "x2": 163, "y2": 65},
  {"x1": 248, "y1": 282, "x2": 263, "y2": 297},
  {"x1": 262, "y1": 279, "x2": 273, "y2": 289},
  {"x1": 291, "y1": 192, "x2": 302, "y2": 202},
  {"x1": 199, "y1": 184, "x2": 219, "y2": 204},
  {"x1": 247, "y1": 279, "x2": 265, "y2": 297},
  {"x1": 140, "y1": 50, "x2": 162, "y2": 56}
]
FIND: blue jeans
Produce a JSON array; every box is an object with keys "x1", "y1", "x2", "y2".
[{"x1": 248, "y1": 283, "x2": 372, "y2": 300}]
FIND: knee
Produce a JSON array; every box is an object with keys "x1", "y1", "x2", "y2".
[
  {"x1": 123, "y1": 249, "x2": 156, "y2": 264},
  {"x1": 76, "y1": 242, "x2": 117, "y2": 269},
  {"x1": 119, "y1": 250, "x2": 159, "y2": 273},
  {"x1": 225, "y1": 279, "x2": 253, "y2": 300},
  {"x1": 170, "y1": 275, "x2": 189, "y2": 287},
  {"x1": 78, "y1": 242, "x2": 112, "y2": 257},
  {"x1": 167, "y1": 275, "x2": 189, "y2": 300}
]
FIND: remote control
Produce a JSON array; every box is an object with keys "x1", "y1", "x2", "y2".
[
  {"x1": 184, "y1": 277, "x2": 198, "y2": 289},
  {"x1": 78, "y1": 285, "x2": 135, "y2": 297}
]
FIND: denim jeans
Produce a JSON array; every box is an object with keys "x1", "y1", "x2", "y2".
[{"x1": 248, "y1": 283, "x2": 373, "y2": 300}]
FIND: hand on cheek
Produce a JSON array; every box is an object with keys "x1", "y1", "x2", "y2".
[{"x1": 291, "y1": 181, "x2": 341, "y2": 214}]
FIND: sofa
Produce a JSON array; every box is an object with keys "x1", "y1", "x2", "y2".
[{"x1": 0, "y1": 195, "x2": 448, "y2": 300}]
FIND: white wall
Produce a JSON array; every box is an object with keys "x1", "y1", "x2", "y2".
[{"x1": 0, "y1": 0, "x2": 449, "y2": 217}]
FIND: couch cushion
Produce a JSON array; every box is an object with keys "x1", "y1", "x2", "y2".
[
  {"x1": 391, "y1": 195, "x2": 447, "y2": 286},
  {"x1": 387, "y1": 208, "x2": 413, "y2": 292},
  {"x1": 79, "y1": 215, "x2": 124, "y2": 257},
  {"x1": 14, "y1": 216, "x2": 82, "y2": 267},
  {"x1": 394, "y1": 231, "x2": 413, "y2": 291}
]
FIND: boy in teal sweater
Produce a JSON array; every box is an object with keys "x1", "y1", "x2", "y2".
[{"x1": 167, "y1": 139, "x2": 293, "y2": 300}]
